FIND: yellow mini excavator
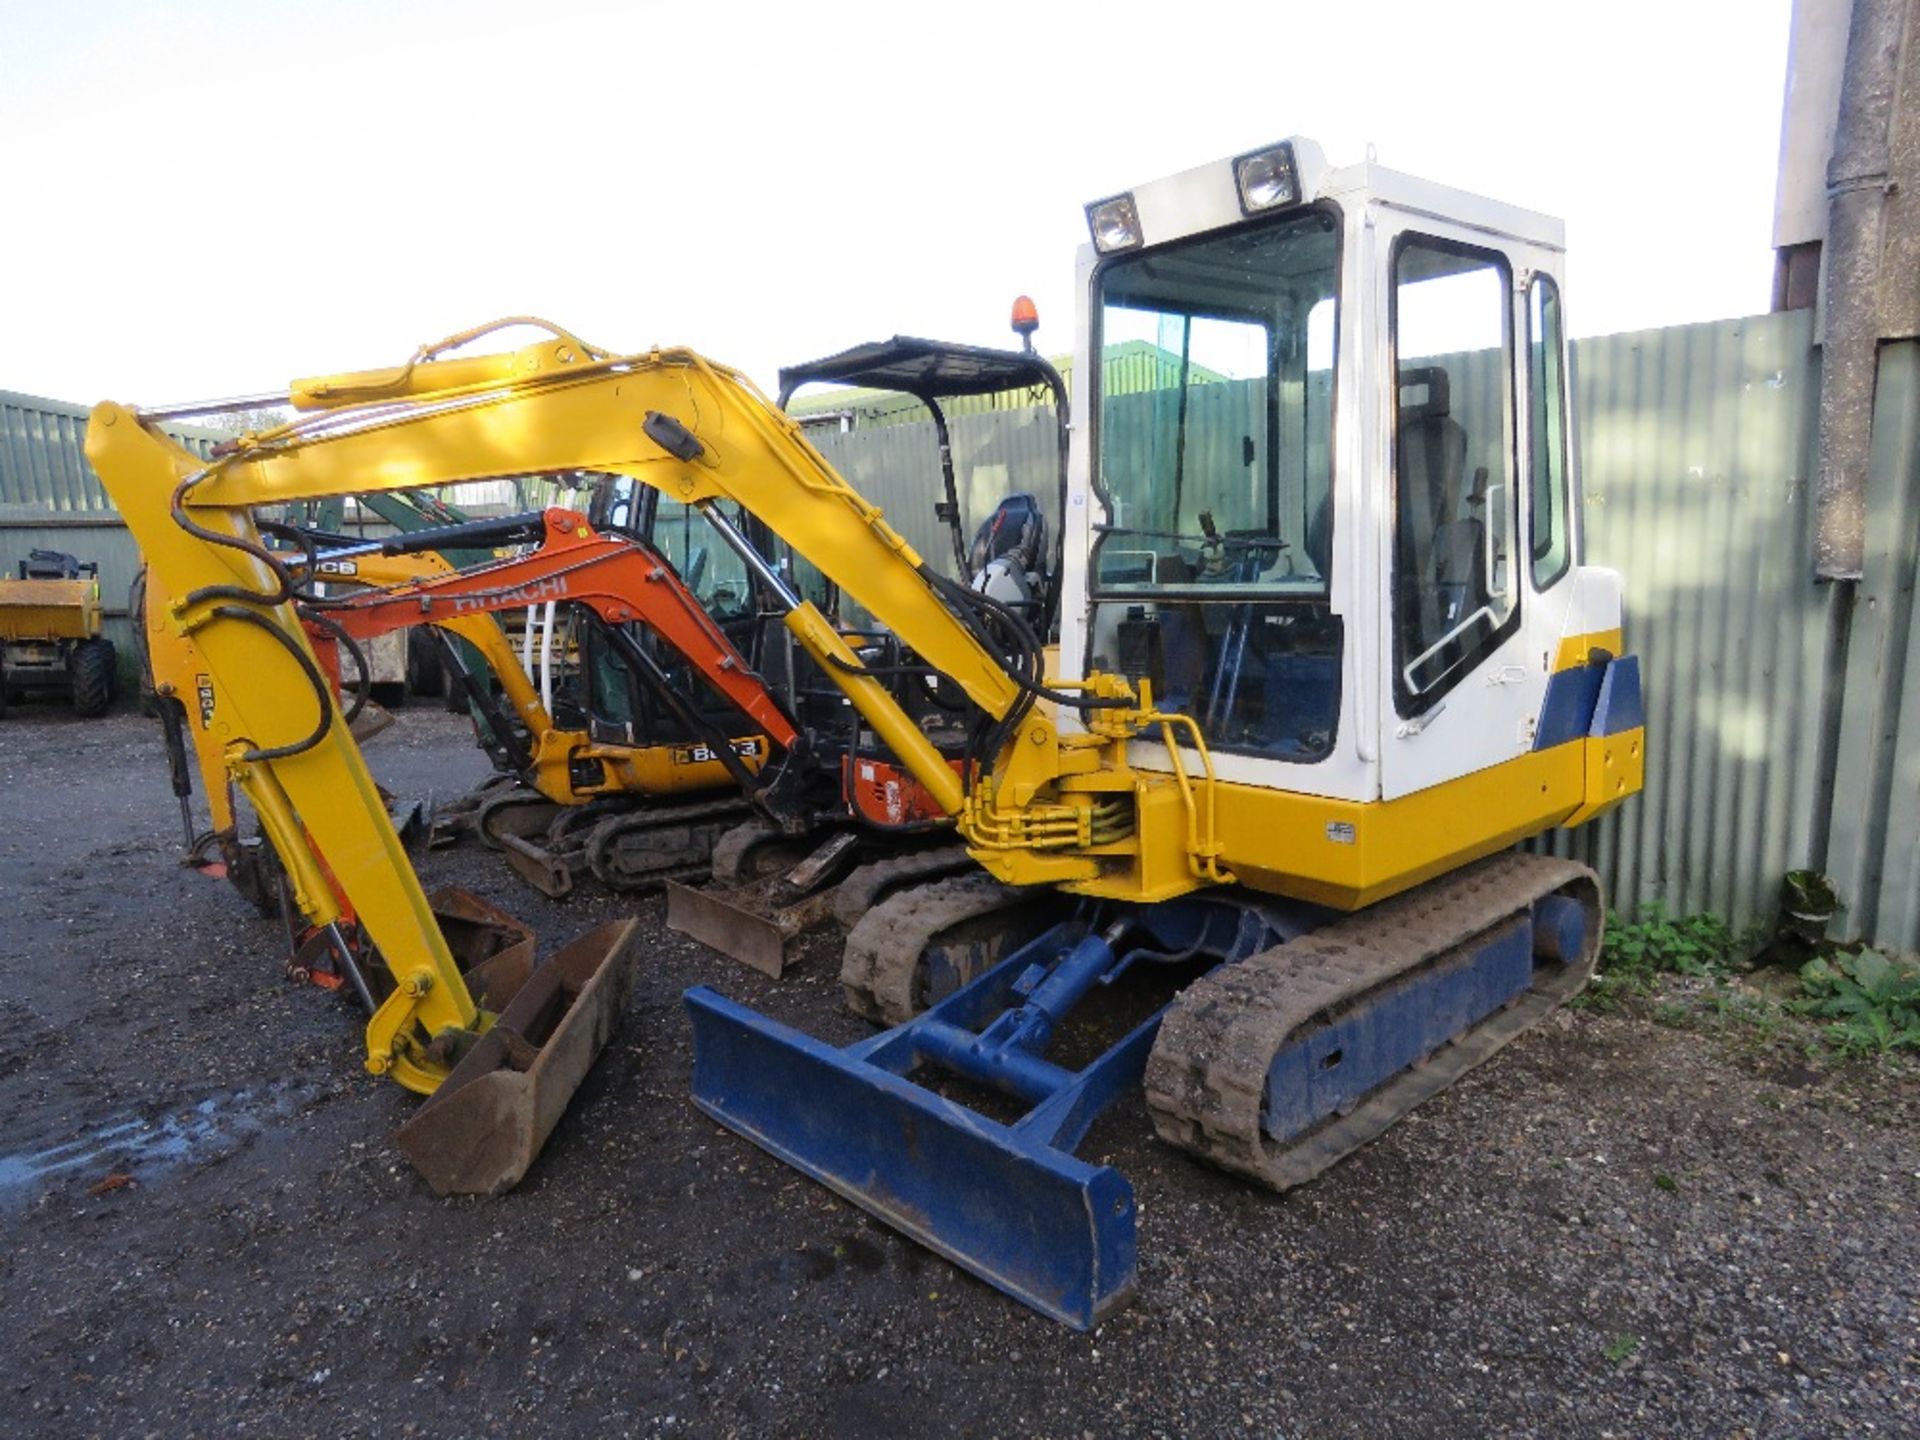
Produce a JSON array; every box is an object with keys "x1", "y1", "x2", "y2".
[{"x1": 89, "y1": 137, "x2": 1642, "y2": 1321}]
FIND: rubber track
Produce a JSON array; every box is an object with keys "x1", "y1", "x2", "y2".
[
  {"x1": 839, "y1": 872, "x2": 1042, "y2": 1026},
  {"x1": 1143, "y1": 852, "x2": 1601, "y2": 1192},
  {"x1": 830, "y1": 845, "x2": 975, "y2": 929},
  {"x1": 431, "y1": 772, "x2": 519, "y2": 843},
  {"x1": 476, "y1": 790, "x2": 563, "y2": 851},
  {"x1": 584, "y1": 796, "x2": 753, "y2": 892},
  {"x1": 709, "y1": 820, "x2": 789, "y2": 886}
]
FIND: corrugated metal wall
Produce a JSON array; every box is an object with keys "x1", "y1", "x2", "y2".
[
  {"x1": 807, "y1": 407, "x2": 1068, "y2": 581},
  {"x1": 0, "y1": 391, "x2": 219, "y2": 660},
  {"x1": 1822, "y1": 341, "x2": 1920, "y2": 950},
  {"x1": 1537, "y1": 311, "x2": 1836, "y2": 930}
]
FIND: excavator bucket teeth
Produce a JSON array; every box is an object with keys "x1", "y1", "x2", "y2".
[
  {"x1": 396, "y1": 918, "x2": 639, "y2": 1196},
  {"x1": 685, "y1": 986, "x2": 1137, "y2": 1330}
]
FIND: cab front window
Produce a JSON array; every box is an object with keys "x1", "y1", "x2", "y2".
[{"x1": 1086, "y1": 205, "x2": 1342, "y2": 762}]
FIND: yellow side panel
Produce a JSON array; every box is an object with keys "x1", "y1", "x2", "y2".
[
  {"x1": 1554, "y1": 628, "x2": 1623, "y2": 671},
  {"x1": 1203, "y1": 747, "x2": 1588, "y2": 911},
  {"x1": 0, "y1": 579, "x2": 98, "y2": 640},
  {"x1": 1563, "y1": 725, "x2": 1646, "y2": 827},
  {"x1": 597, "y1": 736, "x2": 767, "y2": 797}
]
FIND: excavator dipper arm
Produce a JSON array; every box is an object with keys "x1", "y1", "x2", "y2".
[{"x1": 86, "y1": 381, "x2": 641, "y2": 1197}]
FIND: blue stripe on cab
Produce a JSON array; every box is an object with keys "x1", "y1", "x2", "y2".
[
  {"x1": 1532, "y1": 655, "x2": 1644, "y2": 750},
  {"x1": 1534, "y1": 663, "x2": 1607, "y2": 750},
  {"x1": 1590, "y1": 656, "x2": 1644, "y2": 736}
]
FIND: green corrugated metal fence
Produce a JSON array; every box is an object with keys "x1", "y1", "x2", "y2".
[
  {"x1": 1822, "y1": 341, "x2": 1920, "y2": 949},
  {"x1": 0, "y1": 391, "x2": 218, "y2": 663},
  {"x1": 1538, "y1": 312, "x2": 1837, "y2": 933}
]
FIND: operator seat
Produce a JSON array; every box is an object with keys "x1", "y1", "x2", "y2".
[
  {"x1": 1150, "y1": 552, "x2": 1209, "y2": 708},
  {"x1": 967, "y1": 493, "x2": 1049, "y2": 624},
  {"x1": 1394, "y1": 367, "x2": 1467, "y2": 655},
  {"x1": 1306, "y1": 493, "x2": 1333, "y2": 581},
  {"x1": 1432, "y1": 466, "x2": 1491, "y2": 624}
]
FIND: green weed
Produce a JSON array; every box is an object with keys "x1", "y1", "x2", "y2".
[
  {"x1": 1576, "y1": 904, "x2": 1740, "y2": 1010},
  {"x1": 1793, "y1": 951, "x2": 1920, "y2": 1056},
  {"x1": 1706, "y1": 987, "x2": 1784, "y2": 1038},
  {"x1": 1606, "y1": 904, "x2": 1738, "y2": 979},
  {"x1": 1603, "y1": 1333, "x2": 1641, "y2": 1364}
]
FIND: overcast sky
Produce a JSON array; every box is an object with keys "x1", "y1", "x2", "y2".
[{"x1": 0, "y1": 0, "x2": 1792, "y2": 407}]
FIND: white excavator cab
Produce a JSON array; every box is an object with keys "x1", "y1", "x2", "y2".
[{"x1": 1060, "y1": 140, "x2": 1634, "y2": 844}]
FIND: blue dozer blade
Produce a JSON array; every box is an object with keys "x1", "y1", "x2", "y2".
[{"x1": 685, "y1": 985, "x2": 1139, "y2": 1330}]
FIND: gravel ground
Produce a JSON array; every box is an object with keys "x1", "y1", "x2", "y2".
[{"x1": 0, "y1": 706, "x2": 1914, "y2": 1439}]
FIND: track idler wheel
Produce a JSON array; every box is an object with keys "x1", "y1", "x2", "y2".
[
  {"x1": 476, "y1": 789, "x2": 563, "y2": 852},
  {"x1": 839, "y1": 873, "x2": 1051, "y2": 1025}
]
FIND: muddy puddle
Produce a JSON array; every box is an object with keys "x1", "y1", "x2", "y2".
[{"x1": 0, "y1": 1079, "x2": 323, "y2": 1208}]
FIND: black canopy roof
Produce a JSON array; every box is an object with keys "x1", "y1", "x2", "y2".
[{"x1": 777, "y1": 336, "x2": 1065, "y2": 409}]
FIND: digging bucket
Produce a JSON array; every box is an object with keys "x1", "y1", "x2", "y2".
[
  {"x1": 427, "y1": 886, "x2": 534, "y2": 1008},
  {"x1": 397, "y1": 918, "x2": 639, "y2": 1196}
]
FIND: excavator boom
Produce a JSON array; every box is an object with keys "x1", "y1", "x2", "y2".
[{"x1": 112, "y1": 331, "x2": 1203, "y2": 903}]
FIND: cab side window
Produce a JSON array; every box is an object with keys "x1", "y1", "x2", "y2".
[
  {"x1": 1390, "y1": 234, "x2": 1518, "y2": 713},
  {"x1": 653, "y1": 500, "x2": 752, "y2": 620},
  {"x1": 1527, "y1": 275, "x2": 1572, "y2": 590}
]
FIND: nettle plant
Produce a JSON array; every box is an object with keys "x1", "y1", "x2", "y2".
[{"x1": 1794, "y1": 950, "x2": 1920, "y2": 1056}]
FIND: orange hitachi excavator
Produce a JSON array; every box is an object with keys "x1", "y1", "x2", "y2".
[{"x1": 302, "y1": 505, "x2": 812, "y2": 894}]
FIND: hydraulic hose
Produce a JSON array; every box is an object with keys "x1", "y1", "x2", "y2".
[
  {"x1": 299, "y1": 610, "x2": 372, "y2": 725},
  {"x1": 206, "y1": 605, "x2": 335, "y2": 763},
  {"x1": 170, "y1": 469, "x2": 296, "y2": 610}
]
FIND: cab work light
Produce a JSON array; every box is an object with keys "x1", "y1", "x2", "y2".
[
  {"x1": 1233, "y1": 143, "x2": 1300, "y2": 214},
  {"x1": 1085, "y1": 193, "x2": 1143, "y2": 253}
]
